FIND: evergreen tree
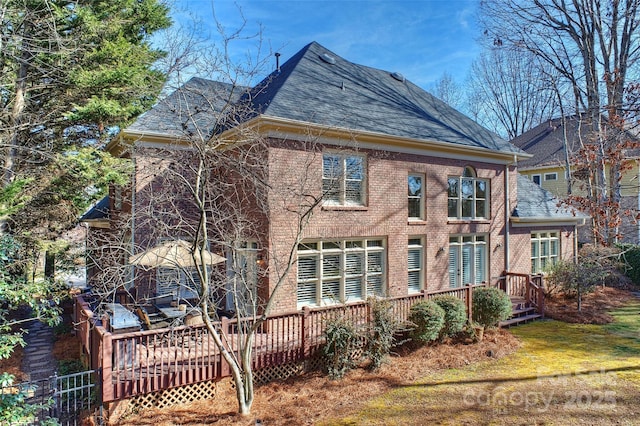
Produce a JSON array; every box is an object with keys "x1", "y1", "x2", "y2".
[{"x1": 1, "y1": 0, "x2": 171, "y2": 239}]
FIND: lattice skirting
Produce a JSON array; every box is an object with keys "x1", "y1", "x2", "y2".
[
  {"x1": 107, "y1": 379, "x2": 219, "y2": 423},
  {"x1": 107, "y1": 358, "x2": 325, "y2": 423},
  {"x1": 253, "y1": 360, "x2": 306, "y2": 385}
]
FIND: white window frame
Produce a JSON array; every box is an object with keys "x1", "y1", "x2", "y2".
[
  {"x1": 447, "y1": 167, "x2": 489, "y2": 220},
  {"x1": 448, "y1": 234, "x2": 487, "y2": 288},
  {"x1": 408, "y1": 237, "x2": 423, "y2": 293},
  {"x1": 544, "y1": 172, "x2": 558, "y2": 181},
  {"x1": 226, "y1": 241, "x2": 259, "y2": 313},
  {"x1": 531, "y1": 231, "x2": 560, "y2": 273},
  {"x1": 297, "y1": 238, "x2": 385, "y2": 307},
  {"x1": 532, "y1": 174, "x2": 542, "y2": 185},
  {"x1": 322, "y1": 152, "x2": 366, "y2": 206},
  {"x1": 408, "y1": 174, "x2": 425, "y2": 220}
]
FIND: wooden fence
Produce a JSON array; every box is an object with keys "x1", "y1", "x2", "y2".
[{"x1": 74, "y1": 282, "x2": 501, "y2": 403}]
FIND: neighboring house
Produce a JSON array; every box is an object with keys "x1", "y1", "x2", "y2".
[
  {"x1": 511, "y1": 115, "x2": 640, "y2": 244},
  {"x1": 85, "y1": 41, "x2": 585, "y2": 314}
]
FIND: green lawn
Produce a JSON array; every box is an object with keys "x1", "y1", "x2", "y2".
[{"x1": 325, "y1": 300, "x2": 640, "y2": 425}]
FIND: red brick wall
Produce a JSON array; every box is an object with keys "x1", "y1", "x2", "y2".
[
  {"x1": 265, "y1": 140, "x2": 518, "y2": 312},
  {"x1": 115, "y1": 142, "x2": 580, "y2": 315},
  {"x1": 509, "y1": 225, "x2": 579, "y2": 274}
]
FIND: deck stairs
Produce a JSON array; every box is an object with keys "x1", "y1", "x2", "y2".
[{"x1": 499, "y1": 297, "x2": 543, "y2": 328}]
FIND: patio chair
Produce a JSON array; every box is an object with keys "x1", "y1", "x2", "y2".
[{"x1": 136, "y1": 306, "x2": 171, "y2": 330}]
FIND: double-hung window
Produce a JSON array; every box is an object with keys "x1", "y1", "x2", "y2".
[
  {"x1": 448, "y1": 166, "x2": 488, "y2": 219},
  {"x1": 531, "y1": 232, "x2": 559, "y2": 273},
  {"x1": 408, "y1": 174, "x2": 424, "y2": 220},
  {"x1": 408, "y1": 238, "x2": 423, "y2": 293},
  {"x1": 297, "y1": 239, "x2": 385, "y2": 307},
  {"x1": 323, "y1": 153, "x2": 366, "y2": 206}
]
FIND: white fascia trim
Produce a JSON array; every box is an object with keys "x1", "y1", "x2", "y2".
[
  {"x1": 229, "y1": 116, "x2": 531, "y2": 165},
  {"x1": 510, "y1": 217, "x2": 586, "y2": 227}
]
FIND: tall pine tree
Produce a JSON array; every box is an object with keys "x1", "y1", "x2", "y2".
[{"x1": 1, "y1": 0, "x2": 171, "y2": 239}]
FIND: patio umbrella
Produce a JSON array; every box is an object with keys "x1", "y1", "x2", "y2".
[{"x1": 129, "y1": 240, "x2": 226, "y2": 269}]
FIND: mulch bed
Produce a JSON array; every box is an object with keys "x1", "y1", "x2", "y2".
[
  {"x1": 544, "y1": 286, "x2": 638, "y2": 324},
  {"x1": 121, "y1": 329, "x2": 521, "y2": 425},
  {"x1": 122, "y1": 285, "x2": 640, "y2": 425}
]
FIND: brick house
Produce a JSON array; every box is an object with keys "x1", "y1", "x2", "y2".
[
  {"x1": 511, "y1": 115, "x2": 639, "y2": 244},
  {"x1": 86, "y1": 41, "x2": 585, "y2": 315}
]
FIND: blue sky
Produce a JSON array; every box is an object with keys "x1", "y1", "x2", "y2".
[{"x1": 171, "y1": 0, "x2": 481, "y2": 90}]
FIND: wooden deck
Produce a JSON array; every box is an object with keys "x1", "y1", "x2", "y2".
[{"x1": 74, "y1": 275, "x2": 544, "y2": 403}]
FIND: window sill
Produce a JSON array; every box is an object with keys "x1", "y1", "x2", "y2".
[
  {"x1": 322, "y1": 204, "x2": 368, "y2": 212},
  {"x1": 408, "y1": 219, "x2": 427, "y2": 225},
  {"x1": 447, "y1": 218, "x2": 491, "y2": 225}
]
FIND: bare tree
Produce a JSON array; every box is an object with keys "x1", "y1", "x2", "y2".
[
  {"x1": 479, "y1": 0, "x2": 640, "y2": 244},
  {"x1": 467, "y1": 47, "x2": 560, "y2": 139},
  {"x1": 121, "y1": 95, "x2": 331, "y2": 415},
  {"x1": 86, "y1": 14, "x2": 349, "y2": 415},
  {"x1": 431, "y1": 72, "x2": 465, "y2": 112}
]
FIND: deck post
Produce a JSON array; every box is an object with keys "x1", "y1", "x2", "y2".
[
  {"x1": 220, "y1": 316, "x2": 230, "y2": 377},
  {"x1": 302, "y1": 306, "x2": 311, "y2": 358},
  {"x1": 100, "y1": 328, "x2": 114, "y2": 402},
  {"x1": 498, "y1": 270, "x2": 507, "y2": 293},
  {"x1": 466, "y1": 284, "x2": 473, "y2": 321}
]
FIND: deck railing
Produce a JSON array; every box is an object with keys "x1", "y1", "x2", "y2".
[
  {"x1": 74, "y1": 284, "x2": 485, "y2": 402},
  {"x1": 497, "y1": 271, "x2": 545, "y2": 315}
]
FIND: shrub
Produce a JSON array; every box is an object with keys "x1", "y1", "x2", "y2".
[
  {"x1": 432, "y1": 295, "x2": 467, "y2": 339},
  {"x1": 322, "y1": 315, "x2": 360, "y2": 379},
  {"x1": 408, "y1": 300, "x2": 445, "y2": 344},
  {"x1": 365, "y1": 298, "x2": 405, "y2": 370},
  {"x1": 546, "y1": 257, "x2": 606, "y2": 311},
  {"x1": 472, "y1": 287, "x2": 512, "y2": 328},
  {"x1": 617, "y1": 243, "x2": 640, "y2": 285}
]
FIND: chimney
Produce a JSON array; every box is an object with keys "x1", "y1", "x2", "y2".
[{"x1": 275, "y1": 52, "x2": 281, "y2": 73}]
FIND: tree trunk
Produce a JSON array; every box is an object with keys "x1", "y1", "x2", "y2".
[{"x1": 3, "y1": 17, "x2": 32, "y2": 187}]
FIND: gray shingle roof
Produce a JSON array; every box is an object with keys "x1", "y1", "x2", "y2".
[
  {"x1": 246, "y1": 42, "x2": 521, "y2": 154},
  {"x1": 127, "y1": 78, "x2": 246, "y2": 139},
  {"x1": 514, "y1": 174, "x2": 586, "y2": 221},
  {"x1": 511, "y1": 115, "x2": 640, "y2": 168},
  {"x1": 126, "y1": 42, "x2": 523, "y2": 155}
]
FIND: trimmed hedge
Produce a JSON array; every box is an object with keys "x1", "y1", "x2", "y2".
[
  {"x1": 432, "y1": 295, "x2": 467, "y2": 338},
  {"x1": 408, "y1": 300, "x2": 445, "y2": 344},
  {"x1": 472, "y1": 287, "x2": 512, "y2": 328}
]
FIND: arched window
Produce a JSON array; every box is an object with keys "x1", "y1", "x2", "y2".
[
  {"x1": 447, "y1": 166, "x2": 489, "y2": 219},
  {"x1": 462, "y1": 166, "x2": 476, "y2": 177}
]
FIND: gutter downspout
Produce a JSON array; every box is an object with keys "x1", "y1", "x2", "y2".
[
  {"x1": 574, "y1": 224, "x2": 579, "y2": 263},
  {"x1": 128, "y1": 150, "x2": 136, "y2": 290},
  {"x1": 504, "y1": 158, "x2": 514, "y2": 272}
]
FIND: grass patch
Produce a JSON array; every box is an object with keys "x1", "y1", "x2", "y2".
[{"x1": 327, "y1": 301, "x2": 640, "y2": 425}]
